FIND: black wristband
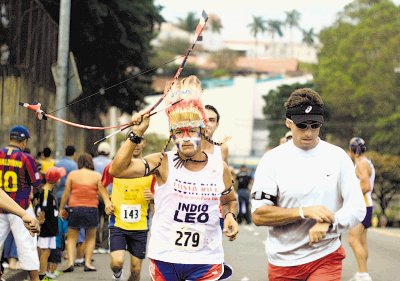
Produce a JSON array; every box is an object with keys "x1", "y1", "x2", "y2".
[
  {"x1": 224, "y1": 212, "x2": 237, "y2": 221},
  {"x1": 127, "y1": 131, "x2": 143, "y2": 144}
]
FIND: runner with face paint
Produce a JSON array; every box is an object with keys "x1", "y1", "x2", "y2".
[{"x1": 110, "y1": 75, "x2": 239, "y2": 281}]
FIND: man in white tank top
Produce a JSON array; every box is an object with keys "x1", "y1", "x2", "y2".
[
  {"x1": 111, "y1": 76, "x2": 239, "y2": 281},
  {"x1": 348, "y1": 137, "x2": 375, "y2": 281}
]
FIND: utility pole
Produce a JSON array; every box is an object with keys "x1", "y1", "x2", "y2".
[{"x1": 55, "y1": 0, "x2": 71, "y2": 158}]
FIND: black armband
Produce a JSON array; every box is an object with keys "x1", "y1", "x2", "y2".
[
  {"x1": 127, "y1": 131, "x2": 143, "y2": 144},
  {"x1": 251, "y1": 191, "x2": 278, "y2": 205},
  {"x1": 221, "y1": 186, "x2": 233, "y2": 196},
  {"x1": 142, "y1": 158, "x2": 150, "y2": 176}
]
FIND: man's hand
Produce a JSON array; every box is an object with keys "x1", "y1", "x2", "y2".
[
  {"x1": 143, "y1": 188, "x2": 154, "y2": 202},
  {"x1": 223, "y1": 213, "x2": 239, "y2": 241},
  {"x1": 21, "y1": 213, "x2": 40, "y2": 236},
  {"x1": 303, "y1": 205, "x2": 334, "y2": 223},
  {"x1": 131, "y1": 110, "x2": 150, "y2": 136},
  {"x1": 37, "y1": 211, "x2": 45, "y2": 224},
  {"x1": 104, "y1": 200, "x2": 115, "y2": 215},
  {"x1": 309, "y1": 222, "x2": 330, "y2": 245},
  {"x1": 59, "y1": 209, "x2": 68, "y2": 220}
]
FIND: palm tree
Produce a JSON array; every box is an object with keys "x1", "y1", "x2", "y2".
[
  {"x1": 176, "y1": 11, "x2": 199, "y2": 32},
  {"x1": 301, "y1": 28, "x2": 316, "y2": 46},
  {"x1": 267, "y1": 19, "x2": 284, "y2": 41},
  {"x1": 284, "y1": 9, "x2": 301, "y2": 56},
  {"x1": 209, "y1": 14, "x2": 223, "y2": 34},
  {"x1": 247, "y1": 15, "x2": 267, "y2": 58}
]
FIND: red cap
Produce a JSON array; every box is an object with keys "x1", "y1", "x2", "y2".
[{"x1": 45, "y1": 167, "x2": 66, "y2": 184}]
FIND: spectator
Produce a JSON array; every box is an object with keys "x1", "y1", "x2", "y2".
[
  {"x1": 55, "y1": 145, "x2": 77, "y2": 202},
  {"x1": 59, "y1": 153, "x2": 101, "y2": 272},
  {"x1": 0, "y1": 125, "x2": 42, "y2": 281},
  {"x1": 39, "y1": 147, "x2": 55, "y2": 183},
  {"x1": 93, "y1": 142, "x2": 112, "y2": 254},
  {"x1": 236, "y1": 164, "x2": 253, "y2": 225},
  {"x1": 35, "y1": 167, "x2": 65, "y2": 280}
]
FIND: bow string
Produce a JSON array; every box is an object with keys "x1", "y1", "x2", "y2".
[{"x1": 19, "y1": 10, "x2": 209, "y2": 133}]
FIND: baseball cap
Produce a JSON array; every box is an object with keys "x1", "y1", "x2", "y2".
[
  {"x1": 10, "y1": 125, "x2": 31, "y2": 140},
  {"x1": 286, "y1": 104, "x2": 324, "y2": 124},
  {"x1": 45, "y1": 167, "x2": 66, "y2": 184},
  {"x1": 97, "y1": 142, "x2": 111, "y2": 155}
]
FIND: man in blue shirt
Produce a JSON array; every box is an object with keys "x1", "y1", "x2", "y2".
[{"x1": 55, "y1": 145, "x2": 77, "y2": 202}]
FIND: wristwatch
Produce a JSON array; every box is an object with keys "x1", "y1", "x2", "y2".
[{"x1": 127, "y1": 131, "x2": 143, "y2": 144}]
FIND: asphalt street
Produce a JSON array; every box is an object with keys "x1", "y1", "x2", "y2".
[{"x1": 46, "y1": 226, "x2": 400, "y2": 281}]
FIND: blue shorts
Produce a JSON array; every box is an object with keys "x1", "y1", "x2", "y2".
[
  {"x1": 362, "y1": 206, "x2": 373, "y2": 229},
  {"x1": 149, "y1": 259, "x2": 223, "y2": 281},
  {"x1": 68, "y1": 207, "x2": 98, "y2": 229},
  {"x1": 109, "y1": 227, "x2": 148, "y2": 259}
]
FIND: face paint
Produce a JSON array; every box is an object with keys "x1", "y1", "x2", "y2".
[{"x1": 172, "y1": 127, "x2": 202, "y2": 152}]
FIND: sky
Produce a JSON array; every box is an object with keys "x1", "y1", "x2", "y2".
[{"x1": 155, "y1": 0, "x2": 399, "y2": 42}]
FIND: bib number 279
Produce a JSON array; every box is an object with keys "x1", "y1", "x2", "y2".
[{"x1": 175, "y1": 230, "x2": 200, "y2": 248}]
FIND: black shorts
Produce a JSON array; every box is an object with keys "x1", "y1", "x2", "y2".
[
  {"x1": 362, "y1": 206, "x2": 373, "y2": 229},
  {"x1": 68, "y1": 207, "x2": 98, "y2": 229},
  {"x1": 48, "y1": 248, "x2": 62, "y2": 264},
  {"x1": 109, "y1": 227, "x2": 148, "y2": 259}
]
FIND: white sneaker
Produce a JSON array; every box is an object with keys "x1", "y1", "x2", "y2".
[
  {"x1": 46, "y1": 271, "x2": 57, "y2": 279},
  {"x1": 112, "y1": 270, "x2": 123, "y2": 281},
  {"x1": 349, "y1": 273, "x2": 373, "y2": 281},
  {"x1": 98, "y1": 247, "x2": 108, "y2": 254}
]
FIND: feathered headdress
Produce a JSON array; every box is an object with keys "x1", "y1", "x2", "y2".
[{"x1": 164, "y1": 75, "x2": 207, "y2": 130}]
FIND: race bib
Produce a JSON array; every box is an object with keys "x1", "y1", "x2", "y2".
[
  {"x1": 172, "y1": 223, "x2": 205, "y2": 252},
  {"x1": 120, "y1": 204, "x2": 141, "y2": 223}
]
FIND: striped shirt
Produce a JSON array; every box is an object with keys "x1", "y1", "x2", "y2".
[{"x1": 0, "y1": 146, "x2": 41, "y2": 212}]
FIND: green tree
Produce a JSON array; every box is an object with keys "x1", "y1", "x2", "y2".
[
  {"x1": 315, "y1": 0, "x2": 400, "y2": 154},
  {"x1": 301, "y1": 28, "x2": 316, "y2": 46},
  {"x1": 209, "y1": 14, "x2": 223, "y2": 34},
  {"x1": 266, "y1": 20, "x2": 284, "y2": 41},
  {"x1": 176, "y1": 11, "x2": 199, "y2": 32},
  {"x1": 284, "y1": 10, "x2": 300, "y2": 42},
  {"x1": 367, "y1": 151, "x2": 400, "y2": 220},
  {"x1": 39, "y1": 0, "x2": 163, "y2": 152},
  {"x1": 210, "y1": 48, "x2": 240, "y2": 75},
  {"x1": 247, "y1": 16, "x2": 267, "y2": 58},
  {"x1": 262, "y1": 82, "x2": 315, "y2": 147}
]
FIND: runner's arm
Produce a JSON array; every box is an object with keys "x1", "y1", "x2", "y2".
[{"x1": 356, "y1": 160, "x2": 372, "y2": 194}]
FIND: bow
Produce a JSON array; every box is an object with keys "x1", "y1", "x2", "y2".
[{"x1": 19, "y1": 10, "x2": 208, "y2": 136}]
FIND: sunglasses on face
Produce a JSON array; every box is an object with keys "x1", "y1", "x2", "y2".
[
  {"x1": 287, "y1": 119, "x2": 322, "y2": 130},
  {"x1": 295, "y1": 122, "x2": 322, "y2": 130}
]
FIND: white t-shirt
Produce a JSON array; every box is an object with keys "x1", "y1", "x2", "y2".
[
  {"x1": 251, "y1": 139, "x2": 366, "y2": 266},
  {"x1": 147, "y1": 151, "x2": 225, "y2": 264}
]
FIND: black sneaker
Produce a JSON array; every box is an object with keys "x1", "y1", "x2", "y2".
[{"x1": 219, "y1": 263, "x2": 233, "y2": 280}]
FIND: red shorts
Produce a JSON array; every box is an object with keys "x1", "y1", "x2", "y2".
[{"x1": 268, "y1": 246, "x2": 346, "y2": 281}]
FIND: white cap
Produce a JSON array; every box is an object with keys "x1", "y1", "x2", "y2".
[{"x1": 97, "y1": 142, "x2": 111, "y2": 155}]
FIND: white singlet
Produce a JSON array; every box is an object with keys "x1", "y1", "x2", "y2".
[
  {"x1": 147, "y1": 151, "x2": 225, "y2": 264},
  {"x1": 355, "y1": 158, "x2": 375, "y2": 207}
]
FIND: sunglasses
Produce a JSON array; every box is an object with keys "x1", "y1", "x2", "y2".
[{"x1": 288, "y1": 119, "x2": 322, "y2": 130}]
